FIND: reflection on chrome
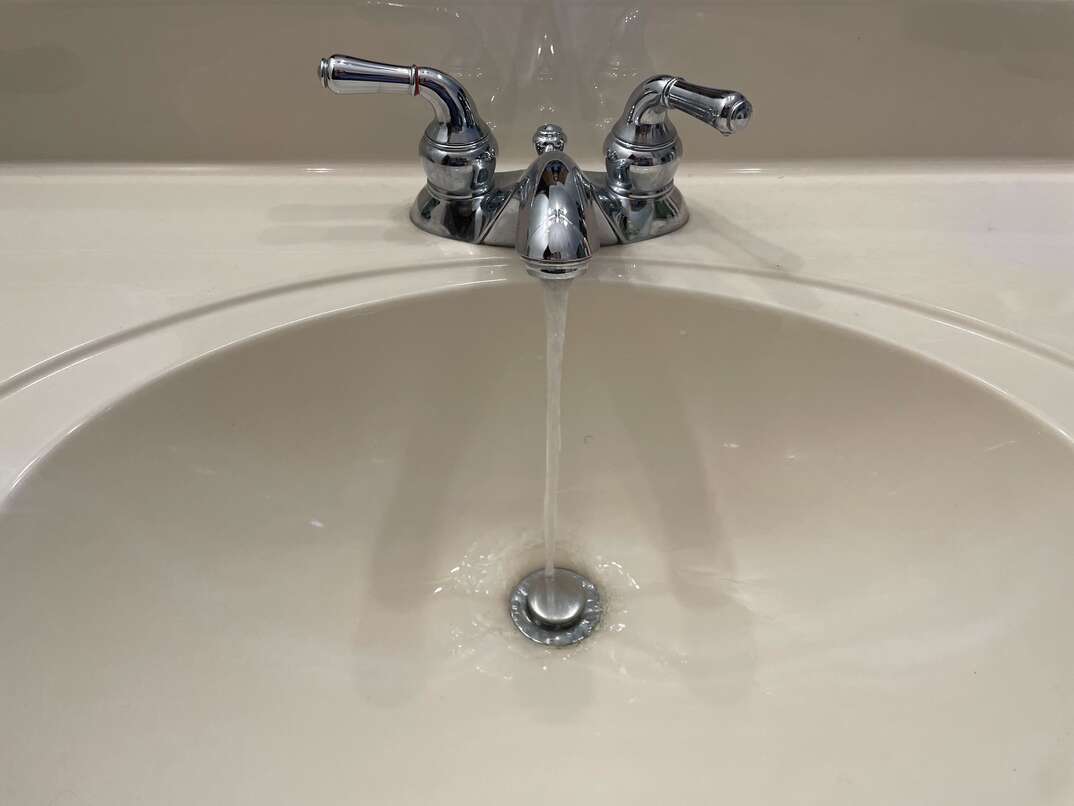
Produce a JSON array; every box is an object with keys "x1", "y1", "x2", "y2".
[{"x1": 318, "y1": 54, "x2": 752, "y2": 279}]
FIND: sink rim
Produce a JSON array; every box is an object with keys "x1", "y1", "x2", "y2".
[
  {"x1": 5, "y1": 255, "x2": 1074, "y2": 404},
  {"x1": 3, "y1": 256, "x2": 1074, "y2": 502}
]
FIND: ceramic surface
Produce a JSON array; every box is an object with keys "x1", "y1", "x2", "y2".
[
  {"x1": 3, "y1": 281, "x2": 1073, "y2": 804},
  {"x1": 2, "y1": 163, "x2": 1074, "y2": 803}
]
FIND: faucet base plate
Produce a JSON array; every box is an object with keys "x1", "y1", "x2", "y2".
[{"x1": 408, "y1": 173, "x2": 690, "y2": 251}]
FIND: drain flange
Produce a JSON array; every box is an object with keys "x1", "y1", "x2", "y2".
[{"x1": 510, "y1": 568, "x2": 601, "y2": 647}]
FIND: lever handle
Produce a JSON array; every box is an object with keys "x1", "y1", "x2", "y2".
[
  {"x1": 604, "y1": 74, "x2": 752, "y2": 197},
  {"x1": 319, "y1": 55, "x2": 415, "y2": 96},
  {"x1": 318, "y1": 54, "x2": 492, "y2": 148},
  {"x1": 665, "y1": 79, "x2": 752, "y2": 136},
  {"x1": 609, "y1": 75, "x2": 752, "y2": 146},
  {"x1": 318, "y1": 53, "x2": 497, "y2": 198}
]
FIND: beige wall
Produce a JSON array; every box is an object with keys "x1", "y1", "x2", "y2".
[{"x1": 2, "y1": 0, "x2": 1073, "y2": 164}]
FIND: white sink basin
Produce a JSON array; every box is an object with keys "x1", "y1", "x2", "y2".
[{"x1": 2, "y1": 280, "x2": 1073, "y2": 803}]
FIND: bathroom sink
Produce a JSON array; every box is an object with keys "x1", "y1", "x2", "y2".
[{"x1": 2, "y1": 281, "x2": 1073, "y2": 803}]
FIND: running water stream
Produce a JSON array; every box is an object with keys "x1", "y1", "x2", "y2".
[{"x1": 541, "y1": 278, "x2": 572, "y2": 579}]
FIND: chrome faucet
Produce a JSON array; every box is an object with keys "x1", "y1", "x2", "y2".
[{"x1": 318, "y1": 55, "x2": 752, "y2": 279}]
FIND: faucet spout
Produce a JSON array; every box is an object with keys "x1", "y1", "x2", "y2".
[{"x1": 515, "y1": 125, "x2": 597, "y2": 280}]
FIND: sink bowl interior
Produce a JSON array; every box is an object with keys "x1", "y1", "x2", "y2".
[{"x1": 3, "y1": 281, "x2": 1073, "y2": 803}]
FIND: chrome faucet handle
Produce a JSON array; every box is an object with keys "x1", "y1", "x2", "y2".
[
  {"x1": 664, "y1": 79, "x2": 752, "y2": 136},
  {"x1": 319, "y1": 54, "x2": 497, "y2": 198},
  {"x1": 603, "y1": 75, "x2": 752, "y2": 197}
]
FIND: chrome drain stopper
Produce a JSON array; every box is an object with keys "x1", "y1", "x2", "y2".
[{"x1": 510, "y1": 568, "x2": 601, "y2": 647}]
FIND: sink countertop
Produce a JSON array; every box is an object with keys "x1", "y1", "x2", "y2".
[{"x1": 1, "y1": 161, "x2": 1073, "y2": 491}]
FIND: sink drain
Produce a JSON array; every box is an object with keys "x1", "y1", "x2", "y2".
[{"x1": 509, "y1": 568, "x2": 601, "y2": 647}]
